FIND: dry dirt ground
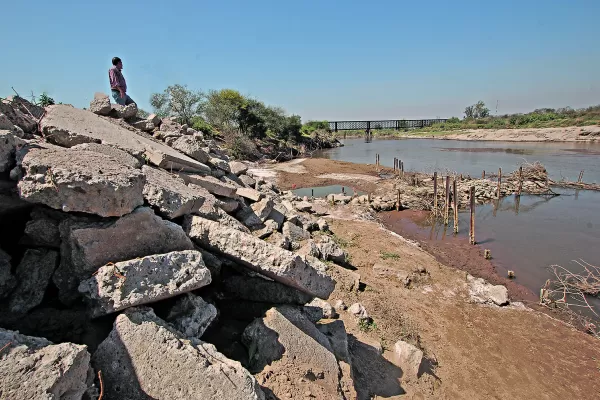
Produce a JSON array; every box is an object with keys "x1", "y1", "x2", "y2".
[
  {"x1": 327, "y1": 217, "x2": 600, "y2": 399},
  {"x1": 408, "y1": 125, "x2": 600, "y2": 142},
  {"x1": 274, "y1": 158, "x2": 384, "y2": 193},
  {"x1": 257, "y1": 158, "x2": 600, "y2": 399}
]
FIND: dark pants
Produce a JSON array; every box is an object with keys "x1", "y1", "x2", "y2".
[{"x1": 111, "y1": 90, "x2": 135, "y2": 106}]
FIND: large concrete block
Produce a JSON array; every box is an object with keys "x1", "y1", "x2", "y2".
[
  {"x1": 142, "y1": 165, "x2": 206, "y2": 219},
  {"x1": 179, "y1": 174, "x2": 238, "y2": 198},
  {"x1": 184, "y1": 216, "x2": 335, "y2": 299},
  {"x1": 92, "y1": 307, "x2": 265, "y2": 400},
  {"x1": 9, "y1": 248, "x2": 58, "y2": 314},
  {"x1": 40, "y1": 105, "x2": 210, "y2": 173},
  {"x1": 79, "y1": 250, "x2": 211, "y2": 317},
  {"x1": 18, "y1": 148, "x2": 145, "y2": 217},
  {"x1": 53, "y1": 207, "x2": 194, "y2": 304},
  {"x1": 0, "y1": 328, "x2": 93, "y2": 400}
]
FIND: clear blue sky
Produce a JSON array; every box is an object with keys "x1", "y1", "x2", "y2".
[{"x1": 3, "y1": 0, "x2": 599, "y2": 120}]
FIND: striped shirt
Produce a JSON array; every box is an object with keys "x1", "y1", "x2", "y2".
[{"x1": 108, "y1": 66, "x2": 127, "y2": 92}]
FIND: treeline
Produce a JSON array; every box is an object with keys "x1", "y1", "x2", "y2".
[
  {"x1": 425, "y1": 101, "x2": 600, "y2": 131},
  {"x1": 150, "y1": 85, "x2": 332, "y2": 142}
]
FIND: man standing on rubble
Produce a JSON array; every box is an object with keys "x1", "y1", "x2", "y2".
[{"x1": 108, "y1": 57, "x2": 135, "y2": 106}]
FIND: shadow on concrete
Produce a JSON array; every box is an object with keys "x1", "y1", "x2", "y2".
[{"x1": 348, "y1": 334, "x2": 405, "y2": 399}]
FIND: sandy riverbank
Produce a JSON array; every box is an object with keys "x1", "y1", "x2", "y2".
[
  {"x1": 337, "y1": 125, "x2": 600, "y2": 142},
  {"x1": 251, "y1": 157, "x2": 600, "y2": 398}
]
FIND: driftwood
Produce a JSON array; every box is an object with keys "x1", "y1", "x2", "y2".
[{"x1": 540, "y1": 260, "x2": 600, "y2": 338}]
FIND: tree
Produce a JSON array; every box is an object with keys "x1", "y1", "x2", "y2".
[
  {"x1": 464, "y1": 101, "x2": 490, "y2": 119},
  {"x1": 203, "y1": 89, "x2": 247, "y2": 131},
  {"x1": 150, "y1": 84, "x2": 205, "y2": 125}
]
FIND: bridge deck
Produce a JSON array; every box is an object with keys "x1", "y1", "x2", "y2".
[{"x1": 328, "y1": 119, "x2": 447, "y2": 131}]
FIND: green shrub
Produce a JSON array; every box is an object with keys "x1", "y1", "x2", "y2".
[{"x1": 190, "y1": 116, "x2": 216, "y2": 136}]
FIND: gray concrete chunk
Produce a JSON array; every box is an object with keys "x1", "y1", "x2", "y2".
[
  {"x1": 229, "y1": 161, "x2": 248, "y2": 176},
  {"x1": 283, "y1": 221, "x2": 311, "y2": 242},
  {"x1": 92, "y1": 307, "x2": 265, "y2": 400},
  {"x1": 18, "y1": 148, "x2": 145, "y2": 217},
  {"x1": 54, "y1": 207, "x2": 194, "y2": 304},
  {"x1": 0, "y1": 328, "x2": 93, "y2": 400},
  {"x1": 142, "y1": 165, "x2": 206, "y2": 219},
  {"x1": 40, "y1": 105, "x2": 211, "y2": 173},
  {"x1": 237, "y1": 187, "x2": 263, "y2": 202},
  {"x1": 0, "y1": 249, "x2": 16, "y2": 299},
  {"x1": 9, "y1": 248, "x2": 58, "y2": 314},
  {"x1": 0, "y1": 130, "x2": 26, "y2": 173},
  {"x1": 180, "y1": 173, "x2": 238, "y2": 198},
  {"x1": 89, "y1": 92, "x2": 112, "y2": 115},
  {"x1": 79, "y1": 250, "x2": 211, "y2": 317},
  {"x1": 184, "y1": 216, "x2": 335, "y2": 298},
  {"x1": 71, "y1": 142, "x2": 142, "y2": 168},
  {"x1": 171, "y1": 136, "x2": 210, "y2": 163},
  {"x1": 251, "y1": 197, "x2": 274, "y2": 221},
  {"x1": 166, "y1": 293, "x2": 217, "y2": 339},
  {"x1": 242, "y1": 306, "x2": 343, "y2": 396}
]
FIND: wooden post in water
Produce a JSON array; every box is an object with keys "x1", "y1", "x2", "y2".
[
  {"x1": 453, "y1": 179, "x2": 458, "y2": 233},
  {"x1": 433, "y1": 172, "x2": 438, "y2": 215},
  {"x1": 482, "y1": 170, "x2": 485, "y2": 179},
  {"x1": 469, "y1": 186, "x2": 476, "y2": 244},
  {"x1": 517, "y1": 166, "x2": 523, "y2": 196},
  {"x1": 444, "y1": 176, "x2": 450, "y2": 225},
  {"x1": 497, "y1": 168, "x2": 502, "y2": 198},
  {"x1": 578, "y1": 170, "x2": 584, "y2": 183},
  {"x1": 396, "y1": 189, "x2": 401, "y2": 211},
  {"x1": 311, "y1": 189, "x2": 314, "y2": 198},
  {"x1": 401, "y1": 161, "x2": 404, "y2": 175}
]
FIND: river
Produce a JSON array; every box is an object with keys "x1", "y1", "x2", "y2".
[{"x1": 314, "y1": 138, "x2": 600, "y2": 303}]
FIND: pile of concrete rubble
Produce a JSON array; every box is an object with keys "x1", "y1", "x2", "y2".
[{"x1": 0, "y1": 94, "x2": 387, "y2": 399}]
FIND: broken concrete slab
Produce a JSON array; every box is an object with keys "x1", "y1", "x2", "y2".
[
  {"x1": 254, "y1": 219, "x2": 278, "y2": 239},
  {"x1": 295, "y1": 201, "x2": 313, "y2": 212},
  {"x1": 54, "y1": 207, "x2": 195, "y2": 304},
  {"x1": 0, "y1": 249, "x2": 16, "y2": 299},
  {"x1": 304, "y1": 298, "x2": 337, "y2": 322},
  {"x1": 0, "y1": 100, "x2": 37, "y2": 134},
  {"x1": 9, "y1": 248, "x2": 58, "y2": 314},
  {"x1": 240, "y1": 174, "x2": 257, "y2": 187},
  {"x1": 142, "y1": 165, "x2": 206, "y2": 219},
  {"x1": 317, "y1": 320, "x2": 350, "y2": 363},
  {"x1": 268, "y1": 204, "x2": 286, "y2": 229},
  {"x1": 393, "y1": 340, "x2": 423, "y2": 379},
  {"x1": 0, "y1": 130, "x2": 26, "y2": 172},
  {"x1": 79, "y1": 250, "x2": 211, "y2": 317},
  {"x1": 18, "y1": 148, "x2": 145, "y2": 217},
  {"x1": 223, "y1": 275, "x2": 313, "y2": 305},
  {"x1": 297, "y1": 240, "x2": 321, "y2": 259},
  {"x1": 316, "y1": 235, "x2": 347, "y2": 264},
  {"x1": 40, "y1": 105, "x2": 211, "y2": 173},
  {"x1": 89, "y1": 92, "x2": 112, "y2": 115},
  {"x1": 171, "y1": 136, "x2": 210, "y2": 163},
  {"x1": 148, "y1": 113, "x2": 161, "y2": 126},
  {"x1": 184, "y1": 216, "x2": 335, "y2": 298},
  {"x1": 179, "y1": 173, "x2": 238, "y2": 197},
  {"x1": 92, "y1": 307, "x2": 265, "y2": 400},
  {"x1": 129, "y1": 118, "x2": 155, "y2": 132},
  {"x1": 237, "y1": 187, "x2": 263, "y2": 202},
  {"x1": 283, "y1": 221, "x2": 311, "y2": 242},
  {"x1": 216, "y1": 195, "x2": 240, "y2": 213},
  {"x1": 209, "y1": 156, "x2": 231, "y2": 172},
  {"x1": 242, "y1": 306, "x2": 343, "y2": 396},
  {"x1": 71, "y1": 142, "x2": 142, "y2": 168},
  {"x1": 236, "y1": 205, "x2": 265, "y2": 229},
  {"x1": 165, "y1": 293, "x2": 218, "y2": 339},
  {"x1": 0, "y1": 328, "x2": 93, "y2": 400},
  {"x1": 317, "y1": 218, "x2": 329, "y2": 231},
  {"x1": 230, "y1": 161, "x2": 248, "y2": 176},
  {"x1": 251, "y1": 197, "x2": 274, "y2": 221},
  {"x1": 467, "y1": 275, "x2": 510, "y2": 306},
  {"x1": 20, "y1": 217, "x2": 61, "y2": 248},
  {"x1": 348, "y1": 303, "x2": 369, "y2": 320},
  {"x1": 111, "y1": 102, "x2": 138, "y2": 119}
]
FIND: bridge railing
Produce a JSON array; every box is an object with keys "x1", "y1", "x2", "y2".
[{"x1": 328, "y1": 119, "x2": 448, "y2": 132}]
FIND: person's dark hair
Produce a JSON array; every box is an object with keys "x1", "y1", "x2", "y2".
[{"x1": 112, "y1": 57, "x2": 122, "y2": 66}]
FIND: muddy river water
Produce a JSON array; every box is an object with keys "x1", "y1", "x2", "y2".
[{"x1": 314, "y1": 138, "x2": 600, "y2": 300}]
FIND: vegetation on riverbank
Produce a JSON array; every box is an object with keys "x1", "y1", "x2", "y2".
[{"x1": 149, "y1": 85, "x2": 340, "y2": 159}]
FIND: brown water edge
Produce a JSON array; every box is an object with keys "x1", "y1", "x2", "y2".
[{"x1": 379, "y1": 210, "x2": 538, "y2": 304}]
